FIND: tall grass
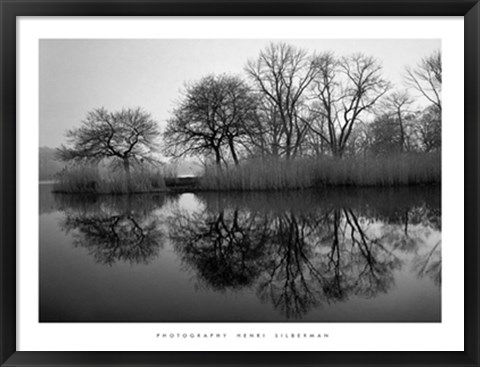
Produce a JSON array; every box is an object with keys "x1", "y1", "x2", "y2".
[
  {"x1": 199, "y1": 152, "x2": 441, "y2": 191},
  {"x1": 53, "y1": 164, "x2": 167, "y2": 194}
]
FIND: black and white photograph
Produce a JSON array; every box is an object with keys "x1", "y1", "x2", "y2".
[{"x1": 39, "y1": 39, "x2": 442, "y2": 323}]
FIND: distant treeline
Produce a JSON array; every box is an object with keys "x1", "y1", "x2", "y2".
[{"x1": 39, "y1": 147, "x2": 65, "y2": 181}]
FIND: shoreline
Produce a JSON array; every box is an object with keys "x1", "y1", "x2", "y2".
[{"x1": 45, "y1": 179, "x2": 441, "y2": 196}]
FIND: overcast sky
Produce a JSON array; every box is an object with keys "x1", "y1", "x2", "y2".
[{"x1": 39, "y1": 39, "x2": 440, "y2": 148}]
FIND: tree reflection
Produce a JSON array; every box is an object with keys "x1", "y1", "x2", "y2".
[
  {"x1": 58, "y1": 194, "x2": 165, "y2": 265},
  {"x1": 255, "y1": 209, "x2": 401, "y2": 319},
  {"x1": 413, "y1": 241, "x2": 441, "y2": 286},
  {"x1": 256, "y1": 211, "x2": 325, "y2": 319},
  {"x1": 342, "y1": 209, "x2": 402, "y2": 297},
  {"x1": 170, "y1": 209, "x2": 269, "y2": 290}
]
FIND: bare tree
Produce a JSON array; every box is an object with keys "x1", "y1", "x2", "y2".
[
  {"x1": 306, "y1": 53, "x2": 390, "y2": 157},
  {"x1": 383, "y1": 91, "x2": 414, "y2": 152},
  {"x1": 245, "y1": 43, "x2": 319, "y2": 158},
  {"x1": 243, "y1": 98, "x2": 283, "y2": 157},
  {"x1": 405, "y1": 50, "x2": 442, "y2": 111},
  {"x1": 56, "y1": 107, "x2": 160, "y2": 192},
  {"x1": 414, "y1": 105, "x2": 442, "y2": 152},
  {"x1": 163, "y1": 74, "x2": 257, "y2": 166}
]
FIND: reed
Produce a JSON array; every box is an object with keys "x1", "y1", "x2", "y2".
[
  {"x1": 199, "y1": 152, "x2": 441, "y2": 191},
  {"x1": 53, "y1": 164, "x2": 167, "y2": 194}
]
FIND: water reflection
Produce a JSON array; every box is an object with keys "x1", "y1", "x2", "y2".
[
  {"x1": 40, "y1": 184, "x2": 441, "y2": 322},
  {"x1": 170, "y1": 209, "x2": 269, "y2": 290},
  {"x1": 168, "y1": 189, "x2": 440, "y2": 319},
  {"x1": 413, "y1": 241, "x2": 441, "y2": 286},
  {"x1": 56, "y1": 194, "x2": 165, "y2": 265}
]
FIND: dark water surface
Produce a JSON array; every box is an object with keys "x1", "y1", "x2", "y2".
[{"x1": 39, "y1": 184, "x2": 441, "y2": 322}]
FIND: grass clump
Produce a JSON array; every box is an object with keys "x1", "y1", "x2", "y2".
[{"x1": 199, "y1": 152, "x2": 441, "y2": 191}]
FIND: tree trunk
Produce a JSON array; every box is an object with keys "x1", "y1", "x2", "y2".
[
  {"x1": 228, "y1": 138, "x2": 239, "y2": 165},
  {"x1": 123, "y1": 158, "x2": 132, "y2": 193},
  {"x1": 331, "y1": 143, "x2": 341, "y2": 158},
  {"x1": 285, "y1": 135, "x2": 291, "y2": 159},
  {"x1": 272, "y1": 142, "x2": 278, "y2": 157},
  {"x1": 214, "y1": 148, "x2": 221, "y2": 166},
  {"x1": 398, "y1": 111, "x2": 405, "y2": 152}
]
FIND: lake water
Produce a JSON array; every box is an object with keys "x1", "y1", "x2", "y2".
[{"x1": 39, "y1": 184, "x2": 441, "y2": 322}]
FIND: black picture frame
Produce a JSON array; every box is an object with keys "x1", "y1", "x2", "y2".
[{"x1": 1, "y1": 0, "x2": 478, "y2": 366}]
